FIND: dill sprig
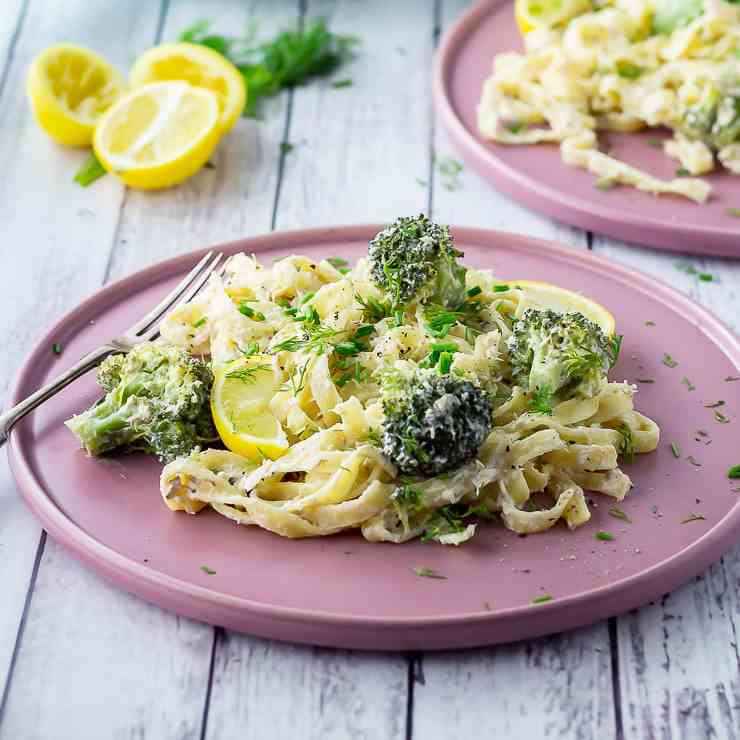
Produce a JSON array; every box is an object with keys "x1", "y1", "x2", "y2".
[
  {"x1": 224, "y1": 364, "x2": 272, "y2": 383},
  {"x1": 179, "y1": 19, "x2": 359, "y2": 117}
]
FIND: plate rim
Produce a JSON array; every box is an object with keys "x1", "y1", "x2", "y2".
[
  {"x1": 7, "y1": 223, "x2": 740, "y2": 649},
  {"x1": 432, "y1": 0, "x2": 740, "y2": 257}
]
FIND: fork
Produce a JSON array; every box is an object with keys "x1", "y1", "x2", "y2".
[{"x1": 0, "y1": 250, "x2": 223, "y2": 447}]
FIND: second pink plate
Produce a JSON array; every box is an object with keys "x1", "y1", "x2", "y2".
[
  {"x1": 7, "y1": 225, "x2": 740, "y2": 650},
  {"x1": 434, "y1": 0, "x2": 740, "y2": 257}
]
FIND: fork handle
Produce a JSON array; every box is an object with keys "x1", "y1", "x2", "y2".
[{"x1": 0, "y1": 345, "x2": 117, "y2": 447}]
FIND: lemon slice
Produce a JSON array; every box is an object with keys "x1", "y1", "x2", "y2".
[
  {"x1": 93, "y1": 81, "x2": 221, "y2": 189},
  {"x1": 510, "y1": 280, "x2": 616, "y2": 335},
  {"x1": 515, "y1": 0, "x2": 591, "y2": 34},
  {"x1": 129, "y1": 43, "x2": 246, "y2": 133},
  {"x1": 27, "y1": 43, "x2": 125, "y2": 147},
  {"x1": 211, "y1": 356, "x2": 289, "y2": 462}
]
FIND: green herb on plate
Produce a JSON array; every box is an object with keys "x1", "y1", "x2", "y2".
[
  {"x1": 596, "y1": 530, "x2": 615, "y2": 541},
  {"x1": 531, "y1": 594, "x2": 553, "y2": 604},
  {"x1": 662, "y1": 353, "x2": 678, "y2": 368},
  {"x1": 414, "y1": 567, "x2": 447, "y2": 580},
  {"x1": 670, "y1": 442, "x2": 680, "y2": 458},
  {"x1": 609, "y1": 506, "x2": 632, "y2": 523},
  {"x1": 681, "y1": 512, "x2": 705, "y2": 524},
  {"x1": 74, "y1": 151, "x2": 107, "y2": 187}
]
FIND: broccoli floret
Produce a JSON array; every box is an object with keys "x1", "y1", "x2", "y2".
[
  {"x1": 681, "y1": 78, "x2": 740, "y2": 150},
  {"x1": 381, "y1": 368, "x2": 492, "y2": 476},
  {"x1": 368, "y1": 215, "x2": 467, "y2": 308},
  {"x1": 66, "y1": 341, "x2": 217, "y2": 462},
  {"x1": 507, "y1": 309, "x2": 619, "y2": 411}
]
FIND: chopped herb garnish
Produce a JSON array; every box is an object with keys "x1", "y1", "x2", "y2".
[
  {"x1": 505, "y1": 121, "x2": 524, "y2": 134},
  {"x1": 327, "y1": 256, "x2": 349, "y2": 269},
  {"x1": 676, "y1": 263, "x2": 716, "y2": 282},
  {"x1": 725, "y1": 376, "x2": 740, "y2": 382},
  {"x1": 493, "y1": 284, "x2": 509, "y2": 293},
  {"x1": 280, "y1": 141, "x2": 295, "y2": 155},
  {"x1": 687, "y1": 455, "x2": 702, "y2": 467},
  {"x1": 596, "y1": 530, "x2": 615, "y2": 541},
  {"x1": 714, "y1": 410, "x2": 730, "y2": 423},
  {"x1": 617, "y1": 424, "x2": 635, "y2": 463},
  {"x1": 675, "y1": 167, "x2": 690, "y2": 177},
  {"x1": 726, "y1": 208, "x2": 740, "y2": 218},
  {"x1": 467, "y1": 286, "x2": 482, "y2": 298},
  {"x1": 74, "y1": 151, "x2": 107, "y2": 186},
  {"x1": 670, "y1": 442, "x2": 681, "y2": 458},
  {"x1": 609, "y1": 506, "x2": 632, "y2": 523},
  {"x1": 531, "y1": 595, "x2": 553, "y2": 604},
  {"x1": 704, "y1": 400, "x2": 725, "y2": 408},
  {"x1": 193, "y1": 317, "x2": 207, "y2": 328},
  {"x1": 636, "y1": 378, "x2": 655, "y2": 384},
  {"x1": 52, "y1": 342, "x2": 62, "y2": 355},
  {"x1": 201, "y1": 565, "x2": 216, "y2": 575},
  {"x1": 438, "y1": 352, "x2": 454, "y2": 375},
  {"x1": 436, "y1": 155, "x2": 463, "y2": 190},
  {"x1": 662, "y1": 353, "x2": 678, "y2": 368},
  {"x1": 681, "y1": 513, "x2": 706, "y2": 524},
  {"x1": 331, "y1": 78, "x2": 353, "y2": 88},
  {"x1": 682, "y1": 377, "x2": 695, "y2": 391},
  {"x1": 645, "y1": 320, "x2": 656, "y2": 326},
  {"x1": 413, "y1": 567, "x2": 447, "y2": 579},
  {"x1": 646, "y1": 138, "x2": 662, "y2": 149},
  {"x1": 355, "y1": 293, "x2": 392, "y2": 323},
  {"x1": 238, "y1": 302, "x2": 265, "y2": 321},
  {"x1": 616, "y1": 61, "x2": 643, "y2": 79},
  {"x1": 728, "y1": 465, "x2": 740, "y2": 479}
]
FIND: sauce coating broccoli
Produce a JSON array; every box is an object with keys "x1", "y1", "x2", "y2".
[
  {"x1": 381, "y1": 368, "x2": 492, "y2": 476},
  {"x1": 66, "y1": 341, "x2": 217, "y2": 462},
  {"x1": 368, "y1": 214, "x2": 467, "y2": 308},
  {"x1": 507, "y1": 309, "x2": 619, "y2": 412}
]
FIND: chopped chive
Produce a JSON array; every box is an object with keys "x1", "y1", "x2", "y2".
[
  {"x1": 645, "y1": 320, "x2": 656, "y2": 326},
  {"x1": 670, "y1": 442, "x2": 680, "y2": 458},
  {"x1": 331, "y1": 78, "x2": 353, "y2": 88},
  {"x1": 698, "y1": 273, "x2": 714, "y2": 282},
  {"x1": 728, "y1": 465, "x2": 740, "y2": 479},
  {"x1": 646, "y1": 138, "x2": 662, "y2": 149},
  {"x1": 280, "y1": 142, "x2": 295, "y2": 155},
  {"x1": 74, "y1": 151, "x2": 107, "y2": 186},
  {"x1": 467, "y1": 286, "x2": 482, "y2": 298},
  {"x1": 201, "y1": 565, "x2": 216, "y2": 575},
  {"x1": 704, "y1": 400, "x2": 725, "y2": 408},
  {"x1": 327, "y1": 257, "x2": 349, "y2": 268},
  {"x1": 300, "y1": 292, "x2": 315, "y2": 304},
  {"x1": 675, "y1": 167, "x2": 690, "y2": 177},
  {"x1": 662, "y1": 353, "x2": 678, "y2": 368},
  {"x1": 636, "y1": 378, "x2": 655, "y2": 384},
  {"x1": 681, "y1": 513, "x2": 705, "y2": 524},
  {"x1": 52, "y1": 342, "x2": 62, "y2": 355},
  {"x1": 714, "y1": 410, "x2": 730, "y2": 423},
  {"x1": 608, "y1": 507, "x2": 632, "y2": 523},
  {"x1": 193, "y1": 317, "x2": 207, "y2": 328},
  {"x1": 413, "y1": 567, "x2": 446, "y2": 579},
  {"x1": 682, "y1": 377, "x2": 696, "y2": 391},
  {"x1": 687, "y1": 455, "x2": 702, "y2": 467},
  {"x1": 429, "y1": 342, "x2": 458, "y2": 353},
  {"x1": 438, "y1": 352, "x2": 453, "y2": 375},
  {"x1": 393, "y1": 308, "x2": 404, "y2": 327},
  {"x1": 596, "y1": 531, "x2": 615, "y2": 541},
  {"x1": 493, "y1": 284, "x2": 509, "y2": 292},
  {"x1": 505, "y1": 121, "x2": 524, "y2": 134},
  {"x1": 531, "y1": 594, "x2": 553, "y2": 604},
  {"x1": 354, "y1": 324, "x2": 375, "y2": 338}
]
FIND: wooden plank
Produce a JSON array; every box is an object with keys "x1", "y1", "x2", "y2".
[
  {"x1": 0, "y1": 0, "x2": 161, "y2": 714},
  {"x1": 202, "y1": 2, "x2": 425, "y2": 738},
  {"x1": 593, "y1": 235, "x2": 740, "y2": 740},
  {"x1": 412, "y1": 3, "x2": 617, "y2": 738}
]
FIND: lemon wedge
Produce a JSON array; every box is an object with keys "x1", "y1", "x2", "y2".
[
  {"x1": 27, "y1": 43, "x2": 125, "y2": 147},
  {"x1": 129, "y1": 43, "x2": 246, "y2": 133},
  {"x1": 515, "y1": 0, "x2": 591, "y2": 34},
  {"x1": 510, "y1": 280, "x2": 617, "y2": 335},
  {"x1": 211, "y1": 356, "x2": 289, "y2": 462},
  {"x1": 93, "y1": 81, "x2": 221, "y2": 189}
]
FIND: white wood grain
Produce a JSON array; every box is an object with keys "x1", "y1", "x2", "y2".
[
  {"x1": 203, "y1": 2, "x2": 427, "y2": 737},
  {"x1": 593, "y1": 235, "x2": 740, "y2": 740},
  {"x1": 0, "y1": 0, "x2": 160, "y2": 715}
]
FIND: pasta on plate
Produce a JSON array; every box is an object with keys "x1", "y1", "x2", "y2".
[
  {"x1": 478, "y1": 0, "x2": 740, "y2": 201},
  {"x1": 153, "y1": 216, "x2": 659, "y2": 545}
]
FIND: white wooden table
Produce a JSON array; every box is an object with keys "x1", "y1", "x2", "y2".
[{"x1": 1, "y1": 1, "x2": 738, "y2": 737}]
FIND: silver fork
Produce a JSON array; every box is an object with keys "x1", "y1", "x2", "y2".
[{"x1": 0, "y1": 251, "x2": 223, "y2": 447}]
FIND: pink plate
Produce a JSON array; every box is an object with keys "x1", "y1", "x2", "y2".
[
  {"x1": 434, "y1": 0, "x2": 740, "y2": 257},
  {"x1": 7, "y1": 225, "x2": 740, "y2": 650}
]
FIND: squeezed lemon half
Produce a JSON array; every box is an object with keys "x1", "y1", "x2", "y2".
[
  {"x1": 510, "y1": 280, "x2": 617, "y2": 335},
  {"x1": 129, "y1": 42, "x2": 246, "y2": 133},
  {"x1": 211, "y1": 356, "x2": 289, "y2": 462},
  {"x1": 27, "y1": 43, "x2": 125, "y2": 146},
  {"x1": 93, "y1": 80, "x2": 221, "y2": 189}
]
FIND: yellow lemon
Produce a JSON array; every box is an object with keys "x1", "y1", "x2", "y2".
[
  {"x1": 211, "y1": 356, "x2": 289, "y2": 462},
  {"x1": 93, "y1": 81, "x2": 221, "y2": 190},
  {"x1": 510, "y1": 280, "x2": 616, "y2": 335},
  {"x1": 515, "y1": 0, "x2": 591, "y2": 34},
  {"x1": 129, "y1": 43, "x2": 246, "y2": 133},
  {"x1": 27, "y1": 43, "x2": 125, "y2": 147}
]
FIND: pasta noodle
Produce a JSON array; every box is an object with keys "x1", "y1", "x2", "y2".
[{"x1": 157, "y1": 247, "x2": 660, "y2": 545}]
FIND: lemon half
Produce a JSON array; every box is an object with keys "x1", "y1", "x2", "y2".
[
  {"x1": 130, "y1": 43, "x2": 246, "y2": 133},
  {"x1": 211, "y1": 356, "x2": 289, "y2": 462},
  {"x1": 515, "y1": 0, "x2": 591, "y2": 34},
  {"x1": 27, "y1": 43, "x2": 125, "y2": 146},
  {"x1": 511, "y1": 280, "x2": 616, "y2": 335},
  {"x1": 93, "y1": 81, "x2": 221, "y2": 189}
]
